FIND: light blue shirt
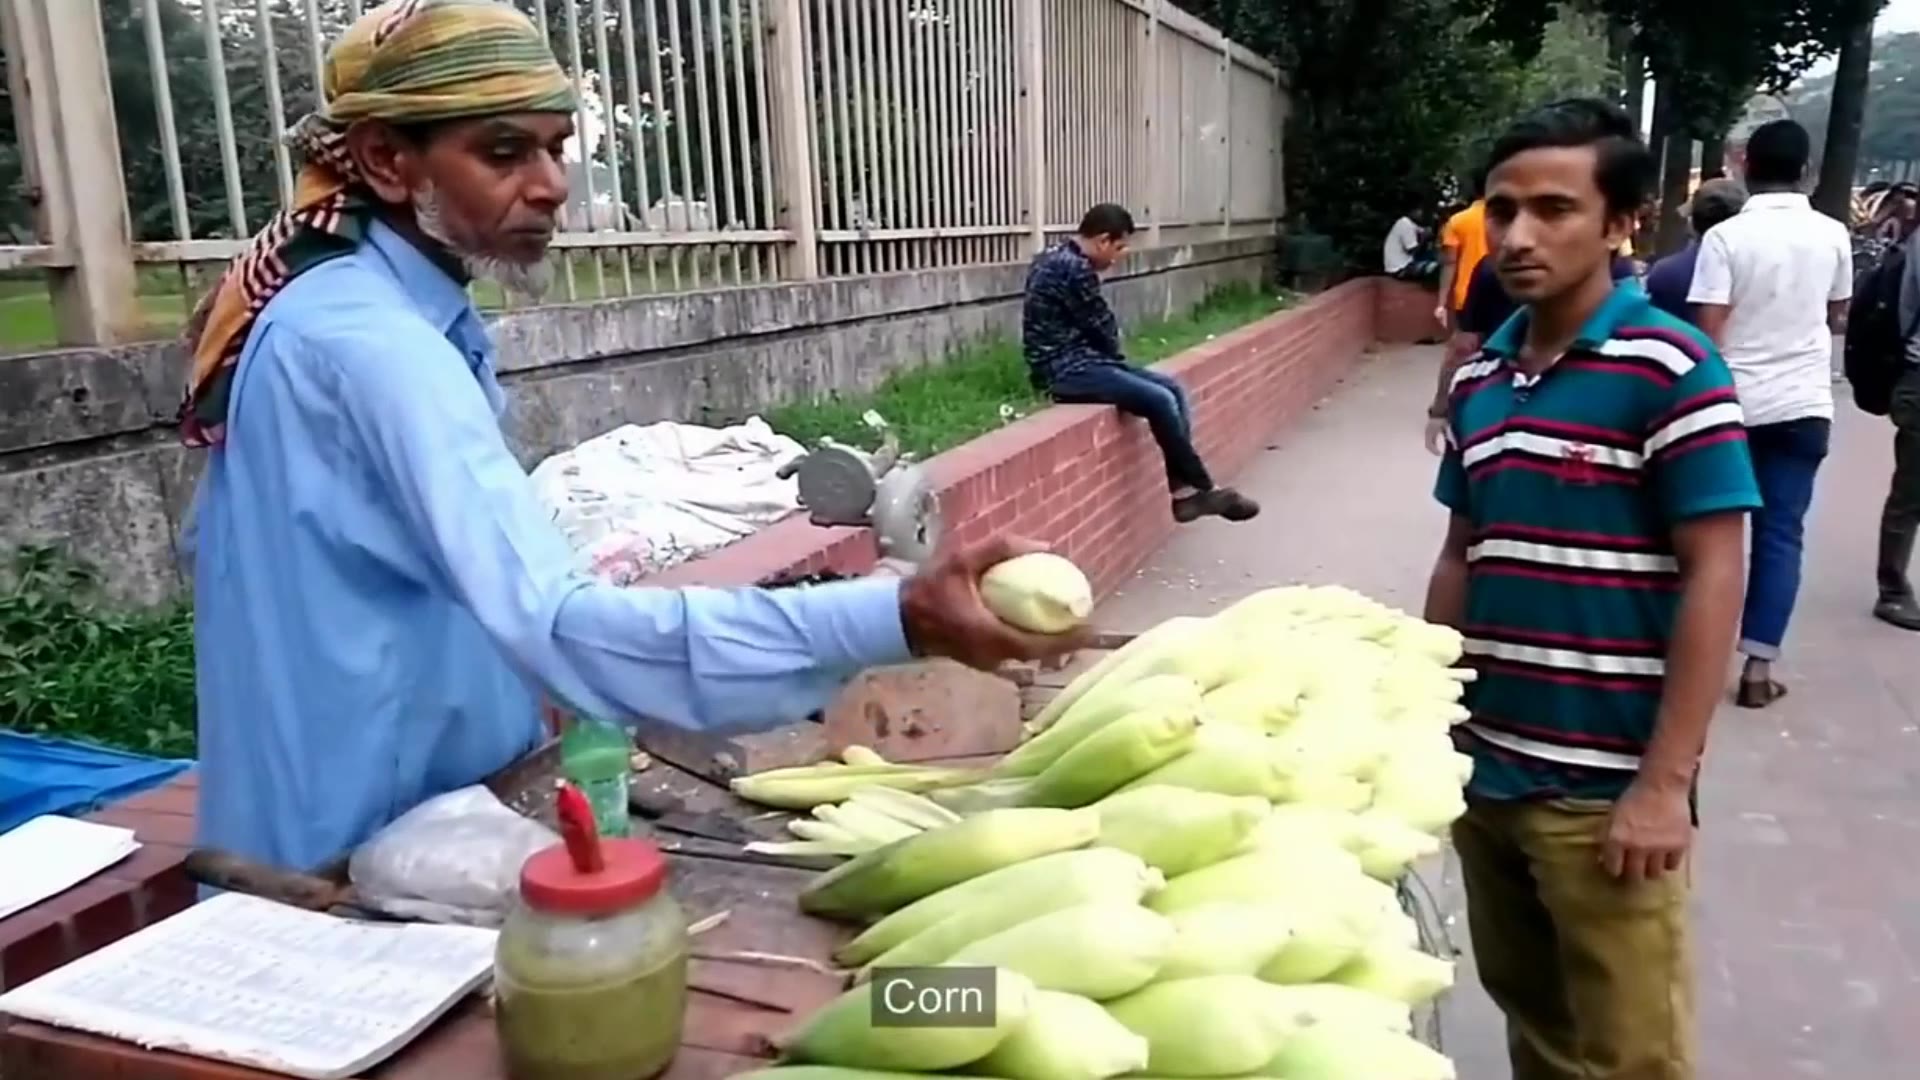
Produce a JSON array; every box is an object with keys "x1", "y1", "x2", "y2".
[{"x1": 188, "y1": 220, "x2": 910, "y2": 873}]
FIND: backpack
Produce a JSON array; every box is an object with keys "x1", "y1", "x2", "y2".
[{"x1": 1843, "y1": 244, "x2": 1920, "y2": 416}]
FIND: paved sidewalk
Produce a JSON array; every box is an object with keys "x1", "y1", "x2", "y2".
[{"x1": 1099, "y1": 346, "x2": 1920, "y2": 1079}]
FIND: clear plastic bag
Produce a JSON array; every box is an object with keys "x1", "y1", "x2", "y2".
[{"x1": 348, "y1": 785, "x2": 559, "y2": 928}]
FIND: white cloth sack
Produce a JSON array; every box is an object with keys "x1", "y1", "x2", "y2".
[{"x1": 529, "y1": 416, "x2": 807, "y2": 585}]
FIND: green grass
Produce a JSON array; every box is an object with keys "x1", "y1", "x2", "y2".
[
  {"x1": 0, "y1": 251, "x2": 725, "y2": 352},
  {"x1": 2, "y1": 279, "x2": 1293, "y2": 759},
  {"x1": 769, "y1": 281, "x2": 1297, "y2": 459},
  {"x1": 0, "y1": 546, "x2": 196, "y2": 759}
]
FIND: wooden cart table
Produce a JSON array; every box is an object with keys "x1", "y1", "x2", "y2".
[{"x1": 0, "y1": 654, "x2": 1104, "y2": 1080}]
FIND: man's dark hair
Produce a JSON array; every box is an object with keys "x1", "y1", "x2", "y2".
[
  {"x1": 1743, "y1": 119, "x2": 1811, "y2": 189},
  {"x1": 1485, "y1": 97, "x2": 1657, "y2": 217},
  {"x1": 1079, "y1": 203, "x2": 1137, "y2": 239}
]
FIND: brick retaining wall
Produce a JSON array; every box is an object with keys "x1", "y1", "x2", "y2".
[{"x1": 652, "y1": 276, "x2": 1392, "y2": 596}]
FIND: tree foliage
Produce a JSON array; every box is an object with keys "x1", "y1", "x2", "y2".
[
  {"x1": 1188, "y1": 0, "x2": 1617, "y2": 266},
  {"x1": 1790, "y1": 31, "x2": 1920, "y2": 177},
  {"x1": 1465, "y1": 0, "x2": 1876, "y2": 138}
]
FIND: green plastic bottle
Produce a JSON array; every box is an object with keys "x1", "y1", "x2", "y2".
[{"x1": 560, "y1": 717, "x2": 633, "y2": 839}]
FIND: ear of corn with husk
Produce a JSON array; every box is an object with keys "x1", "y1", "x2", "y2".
[
  {"x1": 1101, "y1": 975, "x2": 1310, "y2": 1078},
  {"x1": 1261, "y1": 1024, "x2": 1457, "y2": 1080},
  {"x1": 994, "y1": 675, "x2": 1204, "y2": 780},
  {"x1": 853, "y1": 853, "x2": 1164, "y2": 975},
  {"x1": 970, "y1": 990, "x2": 1149, "y2": 1080},
  {"x1": 775, "y1": 966, "x2": 1035, "y2": 1071},
  {"x1": 749, "y1": 580, "x2": 1473, "y2": 1080},
  {"x1": 800, "y1": 808, "x2": 1099, "y2": 920},
  {"x1": 837, "y1": 847, "x2": 1160, "y2": 967},
  {"x1": 1019, "y1": 702, "x2": 1201, "y2": 809},
  {"x1": 1090, "y1": 786, "x2": 1268, "y2": 877},
  {"x1": 946, "y1": 903, "x2": 1175, "y2": 1000}
]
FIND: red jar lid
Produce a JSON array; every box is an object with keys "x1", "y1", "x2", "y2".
[{"x1": 520, "y1": 835, "x2": 669, "y2": 917}]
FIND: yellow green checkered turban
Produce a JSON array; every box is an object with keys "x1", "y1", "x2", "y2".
[{"x1": 179, "y1": 0, "x2": 577, "y2": 448}]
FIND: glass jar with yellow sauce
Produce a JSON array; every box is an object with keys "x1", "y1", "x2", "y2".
[{"x1": 495, "y1": 787, "x2": 690, "y2": 1080}]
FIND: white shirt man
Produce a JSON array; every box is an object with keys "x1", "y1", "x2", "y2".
[
  {"x1": 1383, "y1": 215, "x2": 1422, "y2": 276},
  {"x1": 1688, "y1": 190, "x2": 1853, "y2": 427}
]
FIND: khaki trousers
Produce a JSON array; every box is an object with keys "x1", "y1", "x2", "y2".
[{"x1": 1452, "y1": 797, "x2": 1695, "y2": 1080}]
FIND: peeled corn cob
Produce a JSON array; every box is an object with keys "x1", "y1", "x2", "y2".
[
  {"x1": 775, "y1": 965, "x2": 1035, "y2": 1070},
  {"x1": 799, "y1": 808, "x2": 1099, "y2": 920},
  {"x1": 980, "y1": 553, "x2": 1095, "y2": 634},
  {"x1": 972, "y1": 990, "x2": 1150, "y2": 1080},
  {"x1": 836, "y1": 847, "x2": 1157, "y2": 967},
  {"x1": 1021, "y1": 702, "x2": 1200, "y2": 808},
  {"x1": 947, "y1": 902, "x2": 1174, "y2": 1000}
]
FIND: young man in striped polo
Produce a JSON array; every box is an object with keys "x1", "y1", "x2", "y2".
[{"x1": 1425, "y1": 99, "x2": 1760, "y2": 1080}]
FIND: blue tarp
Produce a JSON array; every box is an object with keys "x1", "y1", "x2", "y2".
[{"x1": 0, "y1": 731, "x2": 194, "y2": 834}]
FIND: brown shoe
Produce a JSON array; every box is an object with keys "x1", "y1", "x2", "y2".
[{"x1": 1171, "y1": 488, "x2": 1262, "y2": 524}]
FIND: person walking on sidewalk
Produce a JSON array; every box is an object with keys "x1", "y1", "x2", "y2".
[
  {"x1": 1873, "y1": 219, "x2": 1920, "y2": 630},
  {"x1": 1022, "y1": 203, "x2": 1259, "y2": 524},
  {"x1": 1643, "y1": 177, "x2": 1748, "y2": 325},
  {"x1": 1425, "y1": 98, "x2": 1759, "y2": 1080},
  {"x1": 1435, "y1": 169, "x2": 1491, "y2": 333},
  {"x1": 1687, "y1": 119, "x2": 1853, "y2": 709}
]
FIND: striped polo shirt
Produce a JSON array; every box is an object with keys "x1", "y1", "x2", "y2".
[{"x1": 1435, "y1": 281, "x2": 1762, "y2": 802}]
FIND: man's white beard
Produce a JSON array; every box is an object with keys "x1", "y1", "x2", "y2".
[{"x1": 412, "y1": 185, "x2": 554, "y2": 304}]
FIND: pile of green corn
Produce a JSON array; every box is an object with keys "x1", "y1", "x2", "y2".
[{"x1": 731, "y1": 582, "x2": 1477, "y2": 1080}]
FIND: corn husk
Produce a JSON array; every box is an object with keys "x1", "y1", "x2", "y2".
[
  {"x1": 1101, "y1": 976, "x2": 1308, "y2": 1078},
  {"x1": 838, "y1": 847, "x2": 1159, "y2": 968},
  {"x1": 995, "y1": 675, "x2": 1204, "y2": 779},
  {"x1": 775, "y1": 965, "x2": 1034, "y2": 1070},
  {"x1": 1021, "y1": 703, "x2": 1200, "y2": 809},
  {"x1": 1261, "y1": 1024, "x2": 1456, "y2": 1080},
  {"x1": 855, "y1": 856, "x2": 1163, "y2": 975},
  {"x1": 800, "y1": 808, "x2": 1098, "y2": 921},
  {"x1": 948, "y1": 902, "x2": 1174, "y2": 1000},
  {"x1": 1090, "y1": 786, "x2": 1267, "y2": 877},
  {"x1": 1328, "y1": 943, "x2": 1456, "y2": 1006},
  {"x1": 971, "y1": 990, "x2": 1149, "y2": 1080},
  {"x1": 1025, "y1": 617, "x2": 1213, "y2": 735},
  {"x1": 1116, "y1": 725, "x2": 1299, "y2": 801},
  {"x1": 1158, "y1": 902, "x2": 1296, "y2": 978},
  {"x1": 1146, "y1": 849, "x2": 1363, "y2": 916}
]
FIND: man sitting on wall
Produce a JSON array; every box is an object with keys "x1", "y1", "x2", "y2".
[{"x1": 1022, "y1": 203, "x2": 1260, "y2": 525}]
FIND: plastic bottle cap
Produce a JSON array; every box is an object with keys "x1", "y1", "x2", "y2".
[{"x1": 520, "y1": 835, "x2": 669, "y2": 916}]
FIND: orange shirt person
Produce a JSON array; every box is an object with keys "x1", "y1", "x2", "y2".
[{"x1": 1434, "y1": 170, "x2": 1490, "y2": 329}]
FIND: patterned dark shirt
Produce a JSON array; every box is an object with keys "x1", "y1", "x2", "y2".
[{"x1": 1023, "y1": 241, "x2": 1123, "y2": 387}]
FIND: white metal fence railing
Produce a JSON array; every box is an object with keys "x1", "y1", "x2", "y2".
[{"x1": 0, "y1": 0, "x2": 1285, "y2": 351}]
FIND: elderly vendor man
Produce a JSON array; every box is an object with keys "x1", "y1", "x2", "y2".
[{"x1": 180, "y1": 0, "x2": 1084, "y2": 874}]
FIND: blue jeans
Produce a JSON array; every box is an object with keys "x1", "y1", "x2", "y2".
[
  {"x1": 1047, "y1": 362, "x2": 1214, "y2": 493},
  {"x1": 1741, "y1": 418, "x2": 1831, "y2": 659}
]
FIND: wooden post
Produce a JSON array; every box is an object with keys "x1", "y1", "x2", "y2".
[
  {"x1": 1014, "y1": 0, "x2": 1046, "y2": 255},
  {"x1": 4, "y1": 0, "x2": 140, "y2": 345},
  {"x1": 1139, "y1": 0, "x2": 1161, "y2": 248},
  {"x1": 766, "y1": 0, "x2": 820, "y2": 279}
]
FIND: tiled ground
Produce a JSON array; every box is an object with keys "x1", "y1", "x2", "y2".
[{"x1": 1099, "y1": 345, "x2": 1920, "y2": 1078}]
